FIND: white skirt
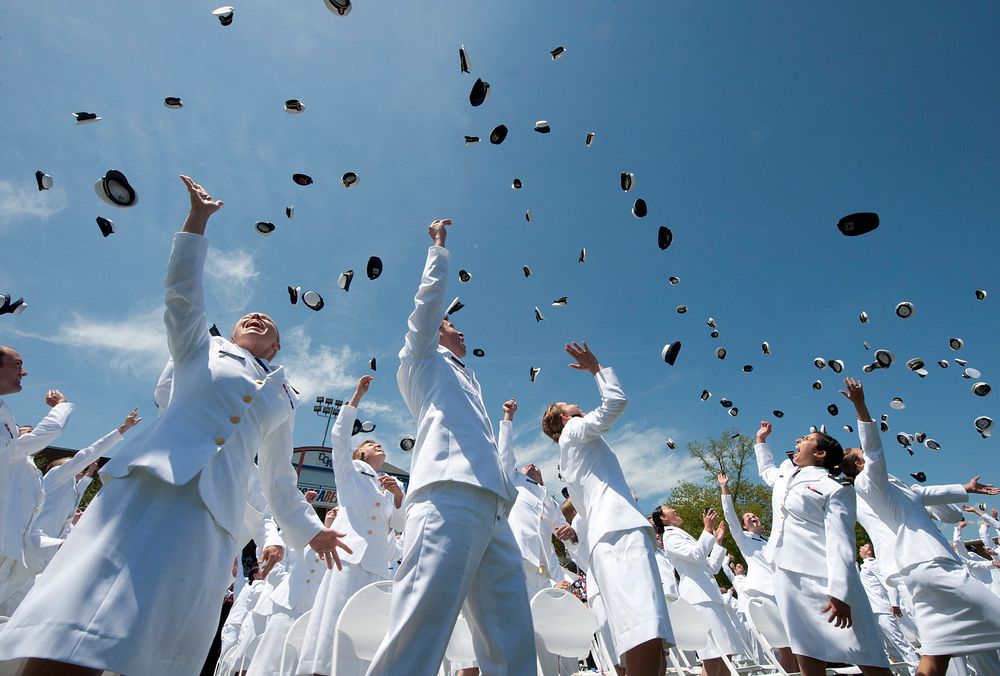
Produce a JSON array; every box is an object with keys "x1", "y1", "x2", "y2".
[
  {"x1": 0, "y1": 470, "x2": 236, "y2": 675},
  {"x1": 773, "y1": 567, "x2": 888, "y2": 667},
  {"x1": 295, "y1": 560, "x2": 382, "y2": 675},
  {"x1": 906, "y1": 558, "x2": 1000, "y2": 656},
  {"x1": 247, "y1": 608, "x2": 299, "y2": 676},
  {"x1": 692, "y1": 602, "x2": 743, "y2": 659}
]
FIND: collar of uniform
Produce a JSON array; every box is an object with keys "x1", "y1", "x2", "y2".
[{"x1": 438, "y1": 345, "x2": 466, "y2": 369}]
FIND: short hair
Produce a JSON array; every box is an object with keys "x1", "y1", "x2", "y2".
[
  {"x1": 0, "y1": 346, "x2": 11, "y2": 367},
  {"x1": 352, "y1": 440, "x2": 376, "y2": 461},
  {"x1": 840, "y1": 448, "x2": 863, "y2": 478},
  {"x1": 541, "y1": 403, "x2": 565, "y2": 443},
  {"x1": 650, "y1": 506, "x2": 665, "y2": 534},
  {"x1": 815, "y1": 432, "x2": 845, "y2": 472}
]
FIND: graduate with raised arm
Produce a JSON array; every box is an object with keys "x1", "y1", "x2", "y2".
[
  {"x1": 839, "y1": 377, "x2": 1000, "y2": 676},
  {"x1": 541, "y1": 341, "x2": 672, "y2": 674},
  {"x1": 0, "y1": 176, "x2": 349, "y2": 676},
  {"x1": 754, "y1": 419, "x2": 891, "y2": 676}
]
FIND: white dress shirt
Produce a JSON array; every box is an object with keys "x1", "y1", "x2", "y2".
[
  {"x1": 396, "y1": 245, "x2": 514, "y2": 505},
  {"x1": 720, "y1": 493, "x2": 774, "y2": 598},
  {"x1": 661, "y1": 526, "x2": 726, "y2": 605},
  {"x1": 559, "y1": 367, "x2": 650, "y2": 555}
]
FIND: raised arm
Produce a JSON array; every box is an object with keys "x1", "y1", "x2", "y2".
[
  {"x1": 498, "y1": 399, "x2": 518, "y2": 479},
  {"x1": 753, "y1": 421, "x2": 780, "y2": 487},
  {"x1": 44, "y1": 409, "x2": 140, "y2": 489},
  {"x1": 400, "y1": 219, "x2": 452, "y2": 360},
  {"x1": 662, "y1": 510, "x2": 720, "y2": 563},
  {"x1": 842, "y1": 378, "x2": 890, "y2": 494},
  {"x1": 13, "y1": 390, "x2": 74, "y2": 460},
  {"x1": 164, "y1": 176, "x2": 223, "y2": 363},
  {"x1": 718, "y1": 473, "x2": 753, "y2": 555},
  {"x1": 331, "y1": 376, "x2": 371, "y2": 480},
  {"x1": 565, "y1": 343, "x2": 627, "y2": 441}
]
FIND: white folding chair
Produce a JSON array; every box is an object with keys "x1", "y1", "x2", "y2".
[
  {"x1": 665, "y1": 598, "x2": 744, "y2": 675},
  {"x1": 530, "y1": 587, "x2": 597, "y2": 672},
  {"x1": 744, "y1": 597, "x2": 794, "y2": 674},
  {"x1": 331, "y1": 580, "x2": 394, "y2": 671},
  {"x1": 277, "y1": 610, "x2": 312, "y2": 675},
  {"x1": 236, "y1": 633, "x2": 261, "y2": 674},
  {"x1": 444, "y1": 611, "x2": 477, "y2": 665},
  {"x1": 214, "y1": 644, "x2": 239, "y2": 676}
]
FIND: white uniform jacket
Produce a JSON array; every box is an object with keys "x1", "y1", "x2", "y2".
[
  {"x1": 858, "y1": 557, "x2": 896, "y2": 615},
  {"x1": 1, "y1": 402, "x2": 74, "y2": 562},
  {"x1": 854, "y1": 421, "x2": 965, "y2": 582},
  {"x1": 268, "y1": 545, "x2": 324, "y2": 614},
  {"x1": 661, "y1": 526, "x2": 726, "y2": 606},
  {"x1": 755, "y1": 442, "x2": 856, "y2": 602},
  {"x1": 559, "y1": 367, "x2": 650, "y2": 555},
  {"x1": 327, "y1": 404, "x2": 405, "y2": 575},
  {"x1": 35, "y1": 428, "x2": 121, "y2": 538},
  {"x1": 498, "y1": 419, "x2": 567, "y2": 580},
  {"x1": 101, "y1": 233, "x2": 322, "y2": 549},
  {"x1": 0, "y1": 398, "x2": 17, "y2": 530},
  {"x1": 720, "y1": 492, "x2": 774, "y2": 598},
  {"x1": 396, "y1": 245, "x2": 515, "y2": 506},
  {"x1": 655, "y1": 547, "x2": 680, "y2": 601}
]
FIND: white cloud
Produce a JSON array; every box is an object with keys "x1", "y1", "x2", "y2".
[
  {"x1": 35, "y1": 309, "x2": 169, "y2": 377},
  {"x1": 279, "y1": 325, "x2": 358, "y2": 402},
  {"x1": 511, "y1": 421, "x2": 704, "y2": 512},
  {"x1": 205, "y1": 248, "x2": 259, "y2": 312},
  {"x1": 0, "y1": 180, "x2": 67, "y2": 227}
]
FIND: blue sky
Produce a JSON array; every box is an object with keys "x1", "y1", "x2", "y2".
[{"x1": 2, "y1": 1, "x2": 998, "y2": 516}]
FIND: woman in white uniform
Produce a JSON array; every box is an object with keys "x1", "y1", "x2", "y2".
[
  {"x1": 754, "y1": 420, "x2": 891, "y2": 676},
  {"x1": 297, "y1": 375, "x2": 405, "y2": 676}
]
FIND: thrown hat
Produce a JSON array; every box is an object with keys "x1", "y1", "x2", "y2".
[
  {"x1": 710, "y1": 329, "x2": 719, "y2": 338},
  {"x1": 366, "y1": 256, "x2": 383, "y2": 280},
  {"x1": 534, "y1": 307, "x2": 544, "y2": 322},
  {"x1": 73, "y1": 111, "x2": 101, "y2": 124},
  {"x1": 550, "y1": 46, "x2": 566, "y2": 60},
  {"x1": 284, "y1": 99, "x2": 305, "y2": 114},
  {"x1": 973, "y1": 382, "x2": 991, "y2": 397},
  {"x1": 911, "y1": 472, "x2": 927, "y2": 483},
  {"x1": 621, "y1": 173, "x2": 635, "y2": 192},
  {"x1": 762, "y1": 341, "x2": 771, "y2": 355},
  {"x1": 369, "y1": 357, "x2": 376, "y2": 371},
  {"x1": 837, "y1": 212, "x2": 879, "y2": 236},
  {"x1": 35, "y1": 171, "x2": 53, "y2": 191},
  {"x1": 285, "y1": 206, "x2": 294, "y2": 219},
  {"x1": 164, "y1": 97, "x2": 183, "y2": 109},
  {"x1": 458, "y1": 269, "x2": 472, "y2": 283},
  {"x1": 212, "y1": 6, "x2": 234, "y2": 25},
  {"x1": 925, "y1": 438, "x2": 940, "y2": 451},
  {"x1": 949, "y1": 338, "x2": 963, "y2": 350},
  {"x1": 728, "y1": 408, "x2": 739, "y2": 417},
  {"x1": 288, "y1": 286, "x2": 299, "y2": 305},
  {"x1": 658, "y1": 226, "x2": 673, "y2": 250},
  {"x1": 96, "y1": 216, "x2": 115, "y2": 237},
  {"x1": 338, "y1": 270, "x2": 354, "y2": 291},
  {"x1": 938, "y1": 360, "x2": 949, "y2": 368},
  {"x1": 666, "y1": 438, "x2": 676, "y2": 450},
  {"x1": 512, "y1": 178, "x2": 522, "y2": 189},
  {"x1": 464, "y1": 136, "x2": 480, "y2": 145},
  {"x1": 975, "y1": 416, "x2": 994, "y2": 436},
  {"x1": 472, "y1": 348, "x2": 485, "y2": 357},
  {"x1": 209, "y1": 324, "x2": 221, "y2": 337},
  {"x1": 324, "y1": 0, "x2": 351, "y2": 16},
  {"x1": 827, "y1": 403, "x2": 839, "y2": 416},
  {"x1": 352, "y1": 419, "x2": 375, "y2": 436},
  {"x1": 706, "y1": 318, "x2": 717, "y2": 328},
  {"x1": 874, "y1": 349, "x2": 895, "y2": 368},
  {"x1": 859, "y1": 311, "x2": 869, "y2": 324},
  {"x1": 552, "y1": 297, "x2": 568, "y2": 307},
  {"x1": 522, "y1": 266, "x2": 532, "y2": 278},
  {"x1": 669, "y1": 276, "x2": 681, "y2": 285},
  {"x1": 661, "y1": 342, "x2": 681, "y2": 365},
  {"x1": 342, "y1": 172, "x2": 359, "y2": 188},
  {"x1": 812, "y1": 380, "x2": 823, "y2": 390},
  {"x1": 95, "y1": 170, "x2": 137, "y2": 207},
  {"x1": 0, "y1": 295, "x2": 27, "y2": 316},
  {"x1": 676, "y1": 305, "x2": 687, "y2": 314},
  {"x1": 829, "y1": 359, "x2": 845, "y2": 373},
  {"x1": 302, "y1": 290, "x2": 324, "y2": 311},
  {"x1": 915, "y1": 432, "x2": 926, "y2": 444},
  {"x1": 585, "y1": 132, "x2": 595, "y2": 147},
  {"x1": 955, "y1": 358, "x2": 968, "y2": 366},
  {"x1": 896, "y1": 432, "x2": 914, "y2": 448},
  {"x1": 700, "y1": 390, "x2": 712, "y2": 401},
  {"x1": 255, "y1": 221, "x2": 275, "y2": 236},
  {"x1": 906, "y1": 358, "x2": 925, "y2": 371},
  {"x1": 742, "y1": 364, "x2": 753, "y2": 373},
  {"x1": 719, "y1": 398, "x2": 733, "y2": 408},
  {"x1": 975, "y1": 289, "x2": 987, "y2": 301},
  {"x1": 292, "y1": 173, "x2": 313, "y2": 186},
  {"x1": 534, "y1": 120, "x2": 551, "y2": 134},
  {"x1": 773, "y1": 410, "x2": 784, "y2": 418},
  {"x1": 469, "y1": 78, "x2": 490, "y2": 107},
  {"x1": 525, "y1": 209, "x2": 532, "y2": 222},
  {"x1": 895, "y1": 301, "x2": 914, "y2": 319},
  {"x1": 632, "y1": 198, "x2": 647, "y2": 218},
  {"x1": 446, "y1": 297, "x2": 464, "y2": 315},
  {"x1": 530, "y1": 366, "x2": 540, "y2": 382},
  {"x1": 400, "y1": 435, "x2": 415, "y2": 451},
  {"x1": 489, "y1": 125, "x2": 508, "y2": 145},
  {"x1": 459, "y1": 46, "x2": 471, "y2": 74},
  {"x1": 578, "y1": 248, "x2": 586, "y2": 262},
  {"x1": 916, "y1": 368, "x2": 929, "y2": 378},
  {"x1": 843, "y1": 424, "x2": 854, "y2": 433},
  {"x1": 963, "y1": 367, "x2": 981, "y2": 379},
  {"x1": 890, "y1": 397, "x2": 905, "y2": 410},
  {"x1": 814, "y1": 357, "x2": 827, "y2": 369},
  {"x1": 715, "y1": 347, "x2": 726, "y2": 360}
]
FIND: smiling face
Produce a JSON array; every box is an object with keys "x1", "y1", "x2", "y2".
[
  {"x1": 353, "y1": 439, "x2": 386, "y2": 471},
  {"x1": 231, "y1": 313, "x2": 280, "y2": 360},
  {"x1": 522, "y1": 463, "x2": 543, "y2": 484},
  {"x1": 658, "y1": 505, "x2": 683, "y2": 527},
  {"x1": 793, "y1": 432, "x2": 826, "y2": 467},
  {"x1": 859, "y1": 542, "x2": 874, "y2": 559},
  {"x1": 439, "y1": 318, "x2": 466, "y2": 359},
  {"x1": 0, "y1": 347, "x2": 26, "y2": 395},
  {"x1": 742, "y1": 512, "x2": 763, "y2": 534}
]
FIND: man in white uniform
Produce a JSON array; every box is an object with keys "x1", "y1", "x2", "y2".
[
  {"x1": 857, "y1": 543, "x2": 919, "y2": 673},
  {"x1": 839, "y1": 377, "x2": 1000, "y2": 676},
  {"x1": 0, "y1": 176, "x2": 350, "y2": 676},
  {"x1": 541, "y1": 341, "x2": 672, "y2": 673},
  {"x1": 366, "y1": 218, "x2": 535, "y2": 675}
]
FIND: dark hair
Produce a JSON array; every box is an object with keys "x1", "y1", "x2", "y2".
[
  {"x1": 650, "y1": 506, "x2": 665, "y2": 534},
  {"x1": 815, "y1": 432, "x2": 845, "y2": 472}
]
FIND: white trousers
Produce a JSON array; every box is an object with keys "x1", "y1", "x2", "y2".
[
  {"x1": 875, "y1": 612, "x2": 918, "y2": 673},
  {"x1": 365, "y1": 483, "x2": 536, "y2": 675}
]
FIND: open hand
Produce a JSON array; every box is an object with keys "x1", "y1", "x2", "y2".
[
  {"x1": 554, "y1": 524, "x2": 578, "y2": 542},
  {"x1": 756, "y1": 421, "x2": 772, "y2": 443},
  {"x1": 309, "y1": 527, "x2": 354, "y2": 570},
  {"x1": 703, "y1": 508, "x2": 719, "y2": 532},
  {"x1": 180, "y1": 175, "x2": 223, "y2": 214},
  {"x1": 964, "y1": 475, "x2": 1000, "y2": 495},
  {"x1": 822, "y1": 596, "x2": 853, "y2": 628},
  {"x1": 118, "y1": 408, "x2": 141, "y2": 435},
  {"x1": 258, "y1": 545, "x2": 284, "y2": 577},
  {"x1": 565, "y1": 342, "x2": 600, "y2": 374},
  {"x1": 427, "y1": 219, "x2": 451, "y2": 247}
]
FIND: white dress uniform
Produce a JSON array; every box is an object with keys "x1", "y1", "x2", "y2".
[
  {"x1": 296, "y1": 404, "x2": 405, "y2": 676},
  {"x1": 222, "y1": 579, "x2": 267, "y2": 659},
  {"x1": 559, "y1": 366, "x2": 672, "y2": 662},
  {"x1": 858, "y1": 556, "x2": 919, "y2": 671},
  {"x1": 366, "y1": 244, "x2": 535, "y2": 676},
  {"x1": 0, "y1": 401, "x2": 73, "y2": 611},
  {"x1": 661, "y1": 526, "x2": 742, "y2": 659},
  {"x1": 0, "y1": 233, "x2": 324, "y2": 676},
  {"x1": 720, "y1": 493, "x2": 774, "y2": 611},
  {"x1": 655, "y1": 546, "x2": 680, "y2": 601},
  {"x1": 566, "y1": 514, "x2": 618, "y2": 671},
  {"x1": 755, "y1": 441, "x2": 889, "y2": 667},
  {"x1": 853, "y1": 420, "x2": 1000, "y2": 657}
]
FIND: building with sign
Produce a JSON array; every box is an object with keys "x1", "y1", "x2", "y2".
[{"x1": 293, "y1": 445, "x2": 410, "y2": 511}]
